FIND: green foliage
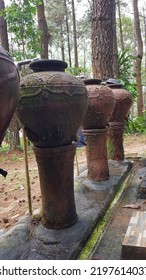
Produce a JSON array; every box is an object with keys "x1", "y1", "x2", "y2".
[
  {"x1": 116, "y1": 14, "x2": 134, "y2": 50},
  {"x1": 0, "y1": 145, "x2": 9, "y2": 155},
  {"x1": 118, "y1": 48, "x2": 137, "y2": 100},
  {"x1": 45, "y1": 0, "x2": 68, "y2": 59},
  {"x1": 6, "y1": 0, "x2": 41, "y2": 61},
  {"x1": 66, "y1": 66, "x2": 87, "y2": 76},
  {"x1": 45, "y1": 0, "x2": 91, "y2": 71},
  {"x1": 118, "y1": 49, "x2": 140, "y2": 135},
  {"x1": 125, "y1": 111, "x2": 146, "y2": 134}
]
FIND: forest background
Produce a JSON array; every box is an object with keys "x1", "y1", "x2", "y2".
[{"x1": 0, "y1": 0, "x2": 146, "y2": 150}]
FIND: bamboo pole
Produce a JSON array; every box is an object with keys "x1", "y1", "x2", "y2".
[
  {"x1": 22, "y1": 128, "x2": 32, "y2": 215},
  {"x1": 75, "y1": 151, "x2": 79, "y2": 176}
]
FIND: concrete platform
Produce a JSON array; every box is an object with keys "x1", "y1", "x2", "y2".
[{"x1": 0, "y1": 159, "x2": 132, "y2": 260}]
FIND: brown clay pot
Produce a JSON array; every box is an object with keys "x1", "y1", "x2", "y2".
[
  {"x1": 82, "y1": 79, "x2": 115, "y2": 181},
  {"x1": 107, "y1": 80, "x2": 133, "y2": 122},
  {"x1": 106, "y1": 79, "x2": 132, "y2": 160},
  {"x1": 83, "y1": 79, "x2": 115, "y2": 129},
  {"x1": 16, "y1": 59, "x2": 88, "y2": 229},
  {"x1": 16, "y1": 59, "x2": 88, "y2": 148},
  {"x1": 0, "y1": 46, "x2": 19, "y2": 144}
]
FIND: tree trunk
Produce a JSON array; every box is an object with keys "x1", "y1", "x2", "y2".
[
  {"x1": 71, "y1": 0, "x2": 78, "y2": 67},
  {"x1": 117, "y1": 0, "x2": 125, "y2": 52},
  {"x1": 64, "y1": 0, "x2": 72, "y2": 67},
  {"x1": 133, "y1": 0, "x2": 143, "y2": 116},
  {"x1": 9, "y1": 114, "x2": 20, "y2": 151},
  {"x1": 143, "y1": 7, "x2": 146, "y2": 110},
  {"x1": 113, "y1": 0, "x2": 119, "y2": 79},
  {"x1": 60, "y1": 23, "x2": 65, "y2": 61},
  {"x1": 92, "y1": 0, "x2": 115, "y2": 80},
  {"x1": 0, "y1": 0, "x2": 9, "y2": 50},
  {"x1": 83, "y1": 38, "x2": 86, "y2": 71},
  {"x1": 37, "y1": 0, "x2": 50, "y2": 59}
]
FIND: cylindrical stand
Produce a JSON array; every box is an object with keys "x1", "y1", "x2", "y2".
[
  {"x1": 83, "y1": 128, "x2": 109, "y2": 181},
  {"x1": 33, "y1": 143, "x2": 78, "y2": 229},
  {"x1": 107, "y1": 121, "x2": 125, "y2": 160}
]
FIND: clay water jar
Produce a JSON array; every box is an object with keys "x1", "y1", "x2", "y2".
[
  {"x1": 16, "y1": 59, "x2": 88, "y2": 229},
  {"x1": 83, "y1": 79, "x2": 115, "y2": 129},
  {"x1": 0, "y1": 45, "x2": 19, "y2": 144},
  {"x1": 16, "y1": 59, "x2": 88, "y2": 148},
  {"x1": 106, "y1": 79, "x2": 132, "y2": 160},
  {"x1": 82, "y1": 79, "x2": 115, "y2": 181},
  {"x1": 106, "y1": 79, "x2": 133, "y2": 123}
]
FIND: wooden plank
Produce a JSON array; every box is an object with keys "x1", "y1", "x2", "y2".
[{"x1": 121, "y1": 210, "x2": 146, "y2": 259}]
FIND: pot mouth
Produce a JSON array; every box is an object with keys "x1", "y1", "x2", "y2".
[
  {"x1": 83, "y1": 78, "x2": 102, "y2": 85},
  {"x1": 106, "y1": 78, "x2": 123, "y2": 88},
  {"x1": 107, "y1": 84, "x2": 123, "y2": 89},
  {"x1": 29, "y1": 59, "x2": 68, "y2": 72}
]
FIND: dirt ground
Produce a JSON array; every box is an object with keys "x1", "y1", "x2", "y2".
[{"x1": 0, "y1": 134, "x2": 146, "y2": 231}]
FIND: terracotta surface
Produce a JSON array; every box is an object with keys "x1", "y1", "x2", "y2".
[
  {"x1": 83, "y1": 129, "x2": 109, "y2": 181},
  {"x1": 0, "y1": 46, "x2": 19, "y2": 144},
  {"x1": 107, "y1": 121, "x2": 125, "y2": 160},
  {"x1": 33, "y1": 144, "x2": 77, "y2": 229},
  {"x1": 16, "y1": 60, "x2": 88, "y2": 148},
  {"x1": 16, "y1": 59, "x2": 88, "y2": 229},
  {"x1": 82, "y1": 79, "x2": 115, "y2": 181},
  {"x1": 107, "y1": 82, "x2": 132, "y2": 160},
  {"x1": 108, "y1": 85, "x2": 132, "y2": 122},
  {"x1": 83, "y1": 79, "x2": 115, "y2": 129}
]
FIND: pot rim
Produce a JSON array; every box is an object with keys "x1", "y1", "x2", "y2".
[
  {"x1": 29, "y1": 59, "x2": 68, "y2": 72},
  {"x1": 107, "y1": 84, "x2": 123, "y2": 89},
  {"x1": 106, "y1": 78, "x2": 123, "y2": 88},
  {"x1": 83, "y1": 78, "x2": 102, "y2": 85}
]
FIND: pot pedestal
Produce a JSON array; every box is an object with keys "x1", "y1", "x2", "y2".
[
  {"x1": 107, "y1": 121, "x2": 125, "y2": 161},
  {"x1": 83, "y1": 128, "x2": 109, "y2": 181},
  {"x1": 33, "y1": 143, "x2": 77, "y2": 229}
]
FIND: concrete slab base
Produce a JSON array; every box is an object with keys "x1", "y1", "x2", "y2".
[{"x1": 0, "y1": 159, "x2": 132, "y2": 260}]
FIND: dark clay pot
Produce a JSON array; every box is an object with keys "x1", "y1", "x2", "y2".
[
  {"x1": 0, "y1": 46, "x2": 19, "y2": 144},
  {"x1": 82, "y1": 79, "x2": 115, "y2": 181},
  {"x1": 106, "y1": 81, "x2": 132, "y2": 122},
  {"x1": 16, "y1": 59, "x2": 88, "y2": 148},
  {"x1": 106, "y1": 79, "x2": 132, "y2": 160},
  {"x1": 16, "y1": 59, "x2": 88, "y2": 229},
  {"x1": 83, "y1": 79, "x2": 115, "y2": 129}
]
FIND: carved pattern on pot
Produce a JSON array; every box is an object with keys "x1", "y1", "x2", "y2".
[{"x1": 17, "y1": 66, "x2": 88, "y2": 148}]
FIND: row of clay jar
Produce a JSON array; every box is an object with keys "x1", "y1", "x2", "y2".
[
  {"x1": 0, "y1": 49, "x2": 132, "y2": 229},
  {"x1": 82, "y1": 78, "x2": 132, "y2": 182}
]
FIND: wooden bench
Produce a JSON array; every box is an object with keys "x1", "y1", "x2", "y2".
[{"x1": 121, "y1": 210, "x2": 146, "y2": 259}]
